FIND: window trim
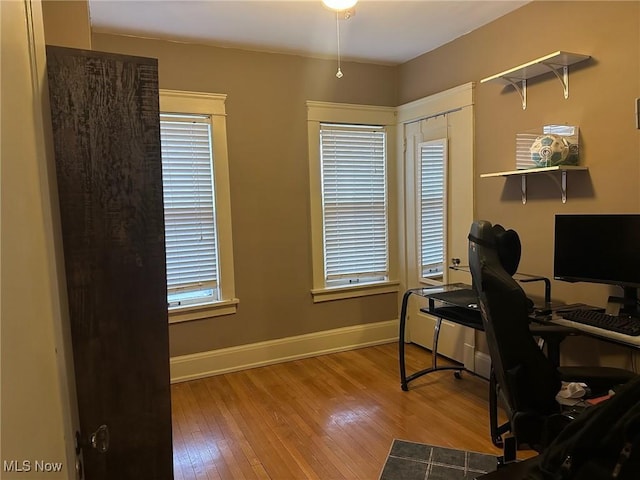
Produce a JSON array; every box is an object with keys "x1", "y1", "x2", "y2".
[
  {"x1": 396, "y1": 82, "x2": 475, "y2": 291},
  {"x1": 307, "y1": 101, "x2": 399, "y2": 302},
  {"x1": 160, "y1": 89, "x2": 238, "y2": 322}
]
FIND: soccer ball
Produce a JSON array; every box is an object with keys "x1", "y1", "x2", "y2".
[{"x1": 530, "y1": 134, "x2": 570, "y2": 167}]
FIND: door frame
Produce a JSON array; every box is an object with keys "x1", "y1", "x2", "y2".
[
  {"x1": 5, "y1": 0, "x2": 81, "y2": 476},
  {"x1": 396, "y1": 83, "x2": 478, "y2": 371}
]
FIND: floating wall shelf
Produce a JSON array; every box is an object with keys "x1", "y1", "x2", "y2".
[
  {"x1": 481, "y1": 51, "x2": 591, "y2": 110},
  {"x1": 480, "y1": 165, "x2": 588, "y2": 204}
]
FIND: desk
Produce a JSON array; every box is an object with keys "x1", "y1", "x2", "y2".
[
  {"x1": 398, "y1": 284, "x2": 510, "y2": 444},
  {"x1": 399, "y1": 284, "x2": 573, "y2": 446},
  {"x1": 398, "y1": 283, "x2": 482, "y2": 392},
  {"x1": 399, "y1": 284, "x2": 568, "y2": 390}
]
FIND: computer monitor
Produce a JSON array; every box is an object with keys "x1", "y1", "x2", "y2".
[{"x1": 554, "y1": 214, "x2": 640, "y2": 316}]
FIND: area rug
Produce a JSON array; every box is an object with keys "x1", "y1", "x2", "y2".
[{"x1": 379, "y1": 439, "x2": 498, "y2": 480}]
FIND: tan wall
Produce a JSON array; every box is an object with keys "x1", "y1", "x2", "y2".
[
  {"x1": 44, "y1": 1, "x2": 639, "y2": 363},
  {"x1": 90, "y1": 34, "x2": 400, "y2": 356},
  {"x1": 401, "y1": 1, "x2": 639, "y2": 273},
  {"x1": 42, "y1": 0, "x2": 91, "y2": 49},
  {"x1": 400, "y1": 0, "x2": 640, "y2": 365}
]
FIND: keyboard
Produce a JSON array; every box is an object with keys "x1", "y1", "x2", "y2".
[{"x1": 561, "y1": 309, "x2": 640, "y2": 336}]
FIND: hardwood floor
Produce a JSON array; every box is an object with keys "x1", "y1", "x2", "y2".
[{"x1": 171, "y1": 342, "x2": 510, "y2": 479}]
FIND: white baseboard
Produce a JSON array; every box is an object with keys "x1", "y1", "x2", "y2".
[
  {"x1": 170, "y1": 319, "x2": 399, "y2": 383},
  {"x1": 474, "y1": 351, "x2": 491, "y2": 380}
]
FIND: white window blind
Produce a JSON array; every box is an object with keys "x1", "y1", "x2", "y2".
[
  {"x1": 420, "y1": 139, "x2": 447, "y2": 278},
  {"x1": 320, "y1": 123, "x2": 388, "y2": 285},
  {"x1": 160, "y1": 114, "x2": 219, "y2": 307}
]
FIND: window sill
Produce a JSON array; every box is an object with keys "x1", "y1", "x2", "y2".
[
  {"x1": 311, "y1": 281, "x2": 400, "y2": 303},
  {"x1": 168, "y1": 298, "x2": 239, "y2": 324}
]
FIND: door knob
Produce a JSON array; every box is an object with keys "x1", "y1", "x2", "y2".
[{"x1": 89, "y1": 425, "x2": 110, "y2": 453}]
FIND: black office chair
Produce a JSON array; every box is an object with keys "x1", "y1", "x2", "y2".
[
  {"x1": 485, "y1": 222, "x2": 577, "y2": 447},
  {"x1": 468, "y1": 220, "x2": 637, "y2": 452}
]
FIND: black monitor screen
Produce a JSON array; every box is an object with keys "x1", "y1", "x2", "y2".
[{"x1": 554, "y1": 214, "x2": 640, "y2": 288}]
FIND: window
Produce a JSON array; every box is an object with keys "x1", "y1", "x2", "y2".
[
  {"x1": 320, "y1": 124, "x2": 388, "y2": 285},
  {"x1": 160, "y1": 115, "x2": 218, "y2": 306},
  {"x1": 159, "y1": 90, "x2": 237, "y2": 322},
  {"x1": 419, "y1": 139, "x2": 447, "y2": 279},
  {"x1": 307, "y1": 101, "x2": 398, "y2": 302}
]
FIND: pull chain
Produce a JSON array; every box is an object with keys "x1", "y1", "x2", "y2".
[{"x1": 335, "y1": 11, "x2": 343, "y2": 78}]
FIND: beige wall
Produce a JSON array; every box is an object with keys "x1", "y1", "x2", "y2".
[
  {"x1": 400, "y1": 0, "x2": 640, "y2": 365},
  {"x1": 40, "y1": 1, "x2": 639, "y2": 360},
  {"x1": 42, "y1": 0, "x2": 92, "y2": 49},
  {"x1": 401, "y1": 0, "x2": 639, "y2": 284},
  {"x1": 89, "y1": 34, "x2": 400, "y2": 356}
]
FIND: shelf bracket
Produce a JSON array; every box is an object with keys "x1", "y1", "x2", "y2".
[
  {"x1": 521, "y1": 171, "x2": 568, "y2": 203},
  {"x1": 503, "y1": 77, "x2": 527, "y2": 110},
  {"x1": 481, "y1": 52, "x2": 590, "y2": 110},
  {"x1": 542, "y1": 62, "x2": 570, "y2": 99},
  {"x1": 544, "y1": 170, "x2": 569, "y2": 203},
  {"x1": 481, "y1": 166, "x2": 587, "y2": 204}
]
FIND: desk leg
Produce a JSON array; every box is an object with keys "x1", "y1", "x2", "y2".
[
  {"x1": 546, "y1": 339, "x2": 561, "y2": 368},
  {"x1": 399, "y1": 290, "x2": 413, "y2": 391},
  {"x1": 433, "y1": 316, "x2": 464, "y2": 379},
  {"x1": 400, "y1": 302, "x2": 466, "y2": 389},
  {"x1": 432, "y1": 317, "x2": 442, "y2": 371}
]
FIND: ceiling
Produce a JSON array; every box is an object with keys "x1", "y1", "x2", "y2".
[{"x1": 88, "y1": 0, "x2": 530, "y2": 65}]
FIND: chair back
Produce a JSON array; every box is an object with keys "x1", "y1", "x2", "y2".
[{"x1": 468, "y1": 220, "x2": 561, "y2": 446}]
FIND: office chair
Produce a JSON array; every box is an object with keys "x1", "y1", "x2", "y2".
[
  {"x1": 468, "y1": 220, "x2": 637, "y2": 452},
  {"x1": 486, "y1": 222, "x2": 575, "y2": 447}
]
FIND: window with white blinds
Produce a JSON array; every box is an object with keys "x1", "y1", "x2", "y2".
[
  {"x1": 320, "y1": 123, "x2": 388, "y2": 285},
  {"x1": 419, "y1": 138, "x2": 447, "y2": 279},
  {"x1": 160, "y1": 114, "x2": 219, "y2": 307}
]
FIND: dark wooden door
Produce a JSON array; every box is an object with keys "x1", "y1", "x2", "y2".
[{"x1": 46, "y1": 46, "x2": 173, "y2": 480}]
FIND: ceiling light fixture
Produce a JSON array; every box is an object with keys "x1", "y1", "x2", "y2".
[{"x1": 322, "y1": 0, "x2": 358, "y2": 11}]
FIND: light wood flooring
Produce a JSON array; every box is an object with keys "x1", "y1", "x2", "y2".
[{"x1": 171, "y1": 342, "x2": 512, "y2": 479}]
